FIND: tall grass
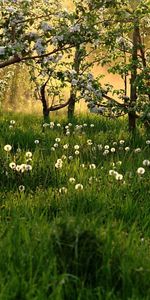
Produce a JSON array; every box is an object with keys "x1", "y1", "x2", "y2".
[{"x1": 0, "y1": 112, "x2": 150, "y2": 300}]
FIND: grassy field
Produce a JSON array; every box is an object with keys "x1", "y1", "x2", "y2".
[{"x1": 0, "y1": 112, "x2": 150, "y2": 300}]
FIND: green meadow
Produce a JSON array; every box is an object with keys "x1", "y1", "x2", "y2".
[{"x1": 0, "y1": 112, "x2": 150, "y2": 300}]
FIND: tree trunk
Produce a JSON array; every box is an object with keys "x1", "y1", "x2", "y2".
[
  {"x1": 68, "y1": 92, "x2": 76, "y2": 120},
  {"x1": 40, "y1": 83, "x2": 50, "y2": 122},
  {"x1": 128, "y1": 20, "x2": 139, "y2": 131},
  {"x1": 68, "y1": 45, "x2": 81, "y2": 119}
]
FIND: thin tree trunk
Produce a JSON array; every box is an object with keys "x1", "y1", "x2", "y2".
[
  {"x1": 40, "y1": 83, "x2": 50, "y2": 122},
  {"x1": 128, "y1": 20, "x2": 139, "y2": 131},
  {"x1": 68, "y1": 45, "x2": 81, "y2": 120}
]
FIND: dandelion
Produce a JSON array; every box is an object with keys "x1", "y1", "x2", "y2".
[
  {"x1": 63, "y1": 144, "x2": 69, "y2": 149},
  {"x1": 143, "y1": 160, "x2": 150, "y2": 166},
  {"x1": 9, "y1": 162, "x2": 16, "y2": 170},
  {"x1": 55, "y1": 159, "x2": 63, "y2": 169},
  {"x1": 83, "y1": 123, "x2": 87, "y2": 127},
  {"x1": 26, "y1": 151, "x2": 32, "y2": 158},
  {"x1": 34, "y1": 139, "x2": 40, "y2": 144},
  {"x1": 146, "y1": 140, "x2": 150, "y2": 145},
  {"x1": 25, "y1": 164, "x2": 32, "y2": 171},
  {"x1": 4, "y1": 144, "x2": 12, "y2": 152},
  {"x1": 9, "y1": 125, "x2": 13, "y2": 129},
  {"x1": 125, "y1": 147, "x2": 130, "y2": 151},
  {"x1": 20, "y1": 164, "x2": 27, "y2": 173},
  {"x1": 43, "y1": 123, "x2": 49, "y2": 128},
  {"x1": 50, "y1": 122, "x2": 54, "y2": 128},
  {"x1": 134, "y1": 148, "x2": 141, "y2": 153},
  {"x1": 59, "y1": 187, "x2": 67, "y2": 194},
  {"x1": 55, "y1": 138, "x2": 61, "y2": 143},
  {"x1": 116, "y1": 161, "x2": 122, "y2": 166},
  {"x1": 115, "y1": 173, "x2": 123, "y2": 181},
  {"x1": 69, "y1": 177, "x2": 76, "y2": 183},
  {"x1": 54, "y1": 143, "x2": 59, "y2": 148},
  {"x1": 61, "y1": 155, "x2": 67, "y2": 160},
  {"x1": 87, "y1": 139, "x2": 93, "y2": 146},
  {"x1": 119, "y1": 140, "x2": 125, "y2": 145},
  {"x1": 103, "y1": 150, "x2": 109, "y2": 155},
  {"x1": 113, "y1": 142, "x2": 117, "y2": 146},
  {"x1": 137, "y1": 167, "x2": 145, "y2": 175},
  {"x1": 68, "y1": 123, "x2": 72, "y2": 127},
  {"x1": 109, "y1": 170, "x2": 116, "y2": 176},
  {"x1": 75, "y1": 150, "x2": 80, "y2": 155},
  {"x1": 57, "y1": 123, "x2": 61, "y2": 127},
  {"x1": 51, "y1": 147, "x2": 55, "y2": 151},
  {"x1": 111, "y1": 148, "x2": 115, "y2": 153},
  {"x1": 75, "y1": 183, "x2": 83, "y2": 190},
  {"x1": 104, "y1": 145, "x2": 109, "y2": 150},
  {"x1": 19, "y1": 185, "x2": 25, "y2": 192},
  {"x1": 97, "y1": 144, "x2": 103, "y2": 150},
  {"x1": 68, "y1": 156, "x2": 73, "y2": 160},
  {"x1": 10, "y1": 120, "x2": 15, "y2": 125},
  {"x1": 16, "y1": 165, "x2": 21, "y2": 172},
  {"x1": 66, "y1": 131, "x2": 70, "y2": 136},
  {"x1": 90, "y1": 124, "x2": 94, "y2": 128},
  {"x1": 74, "y1": 145, "x2": 80, "y2": 150},
  {"x1": 89, "y1": 164, "x2": 96, "y2": 169},
  {"x1": 80, "y1": 164, "x2": 85, "y2": 168}
]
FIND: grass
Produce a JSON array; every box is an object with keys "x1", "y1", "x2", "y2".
[{"x1": 0, "y1": 111, "x2": 150, "y2": 300}]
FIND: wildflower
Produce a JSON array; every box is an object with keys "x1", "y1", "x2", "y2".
[
  {"x1": 125, "y1": 147, "x2": 130, "y2": 151},
  {"x1": 104, "y1": 145, "x2": 109, "y2": 150},
  {"x1": 51, "y1": 147, "x2": 55, "y2": 151},
  {"x1": 10, "y1": 120, "x2": 15, "y2": 125},
  {"x1": 137, "y1": 167, "x2": 145, "y2": 175},
  {"x1": 4, "y1": 144, "x2": 12, "y2": 152},
  {"x1": 59, "y1": 187, "x2": 67, "y2": 194},
  {"x1": 69, "y1": 177, "x2": 76, "y2": 183},
  {"x1": 74, "y1": 145, "x2": 80, "y2": 150},
  {"x1": 119, "y1": 140, "x2": 125, "y2": 145},
  {"x1": 111, "y1": 148, "x2": 116, "y2": 153},
  {"x1": 90, "y1": 124, "x2": 94, "y2": 128},
  {"x1": 75, "y1": 150, "x2": 80, "y2": 155},
  {"x1": 68, "y1": 123, "x2": 72, "y2": 127},
  {"x1": 146, "y1": 140, "x2": 150, "y2": 145},
  {"x1": 116, "y1": 161, "x2": 122, "y2": 166},
  {"x1": 55, "y1": 138, "x2": 61, "y2": 143},
  {"x1": 103, "y1": 150, "x2": 109, "y2": 155},
  {"x1": 20, "y1": 164, "x2": 27, "y2": 173},
  {"x1": 75, "y1": 183, "x2": 83, "y2": 190},
  {"x1": 143, "y1": 160, "x2": 150, "y2": 166},
  {"x1": 55, "y1": 159, "x2": 63, "y2": 169},
  {"x1": 80, "y1": 164, "x2": 85, "y2": 168},
  {"x1": 109, "y1": 170, "x2": 116, "y2": 176},
  {"x1": 25, "y1": 164, "x2": 32, "y2": 171},
  {"x1": 68, "y1": 156, "x2": 73, "y2": 160},
  {"x1": 97, "y1": 144, "x2": 103, "y2": 150},
  {"x1": 34, "y1": 139, "x2": 40, "y2": 144},
  {"x1": 9, "y1": 162, "x2": 16, "y2": 170},
  {"x1": 54, "y1": 143, "x2": 59, "y2": 148},
  {"x1": 113, "y1": 142, "x2": 117, "y2": 146},
  {"x1": 63, "y1": 144, "x2": 69, "y2": 149},
  {"x1": 61, "y1": 155, "x2": 67, "y2": 160},
  {"x1": 43, "y1": 123, "x2": 49, "y2": 128},
  {"x1": 87, "y1": 139, "x2": 93, "y2": 146},
  {"x1": 57, "y1": 123, "x2": 61, "y2": 127},
  {"x1": 16, "y1": 165, "x2": 21, "y2": 172},
  {"x1": 50, "y1": 122, "x2": 54, "y2": 128},
  {"x1": 115, "y1": 173, "x2": 123, "y2": 181},
  {"x1": 89, "y1": 164, "x2": 96, "y2": 169},
  {"x1": 66, "y1": 131, "x2": 70, "y2": 136},
  {"x1": 134, "y1": 148, "x2": 141, "y2": 153},
  {"x1": 19, "y1": 185, "x2": 25, "y2": 192},
  {"x1": 26, "y1": 151, "x2": 32, "y2": 159},
  {"x1": 83, "y1": 123, "x2": 87, "y2": 127}
]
